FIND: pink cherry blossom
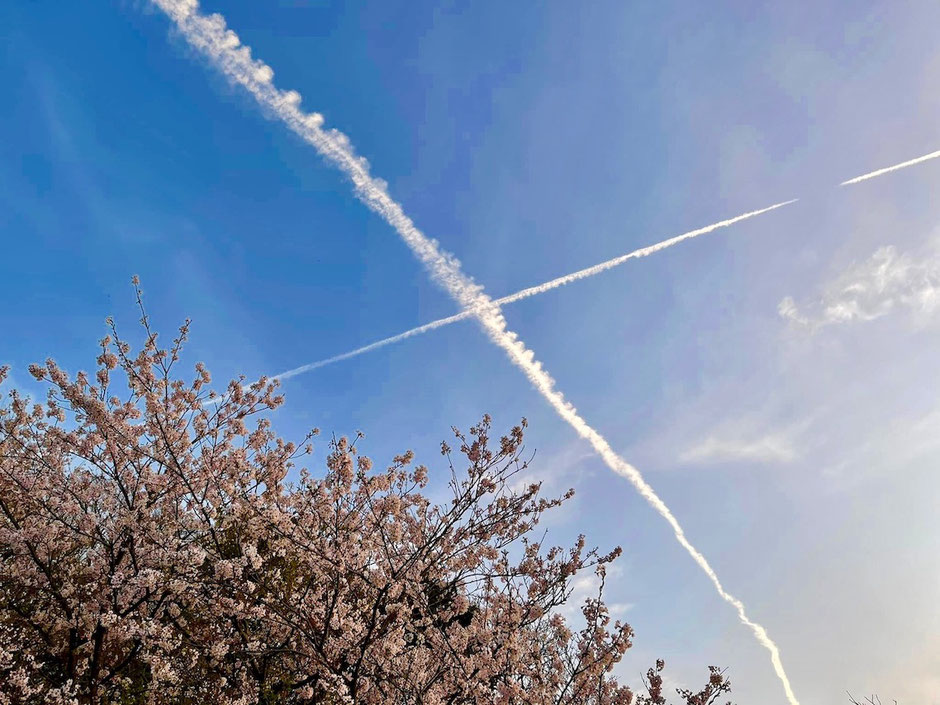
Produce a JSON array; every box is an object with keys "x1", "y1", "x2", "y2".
[{"x1": 0, "y1": 284, "x2": 732, "y2": 705}]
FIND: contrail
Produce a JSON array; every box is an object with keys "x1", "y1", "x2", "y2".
[
  {"x1": 202, "y1": 313, "x2": 469, "y2": 406},
  {"x1": 497, "y1": 200, "x2": 798, "y2": 303},
  {"x1": 269, "y1": 199, "x2": 796, "y2": 382},
  {"x1": 276, "y1": 312, "x2": 469, "y2": 381},
  {"x1": 274, "y1": 145, "x2": 940, "y2": 380},
  {"x1": 153, "y1": 2, "x2": 800, "y2": 702},
  {"x1": 840, "y1": 148, "x2": 940, "y2": 185}
]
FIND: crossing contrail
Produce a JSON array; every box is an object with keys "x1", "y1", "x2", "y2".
[
  {"x1": 269, "y1": 199, "x2": 796, "y2": 382},
  {"x1": 151, "y1": 1, "x2": 801, "y2": 702},
  {"x1": 273, "y1": 142, "x2": 940, "y2": 381}
]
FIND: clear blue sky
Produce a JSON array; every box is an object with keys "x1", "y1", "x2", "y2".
[{"x1": 2, "y1": 1, "x2": 939, "y2": 702}]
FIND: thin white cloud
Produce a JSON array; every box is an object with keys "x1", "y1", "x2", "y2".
[
  {"x1": 780, "y1": 244, "x2": 940, "y2": 330},
  {"x1": 680, "y1": 434, "x2": 797, "y2": 465},
  {"x1": 508, "y1": 439, "x2": 596, "y2": 495},
  {"x1": 557, "y1": 563, "x2": 633, "y2": 626},
  {"x1": 821, "y1": 407, "x2": 940, "y2": 486},
  {"x1": 776, "y1": 296, "x2": 809, "y2": 326},
  {"x1": 152, "y1": 2, "x2": 800, "y2": 701}
]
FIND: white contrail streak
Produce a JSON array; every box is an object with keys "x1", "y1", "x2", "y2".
[
  {"x1": 276, "y1": 145, "x2": 940, "y2": 379},
  {"x1": 270, "y1": 200, "x2": 797, "y2": 382},
  {"x1": 498, "y1": 200, "x2": 798, "y2": 304},
  {"x1": 202, "y1": 314, "x2": 470, "y2": 406},
  {"x1": 276, "y1": 312, "x2": 468, "y2": 381},
  {"x1": 153, "y1": 2, "x2": 800, "y2": 701},
  {"x1": 840, "y1": 148, "x2": 940, "y2": 185}
]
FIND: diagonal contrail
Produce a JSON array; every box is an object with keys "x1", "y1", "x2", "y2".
[
  {"x1": 151, "y1": 2, "x2": 802, "y2": 701},
  {"x1": 271, "y1": 199, "x2": 797, "y2": 382},
  {"x1": 840, "y1": 148, "x2": 940, "y2": 185},
  {"x1": 273, "y1": 141, "x2": 940, "y2": 382},
  {"x1": 274, "y1": 312, "x2": 470, "y2": 382},
  {"x1": 496, "y1": 200, "x2": 799, "y2": 304}
]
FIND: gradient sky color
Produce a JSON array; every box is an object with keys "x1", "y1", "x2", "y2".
[{"x1": 2, "y1": 2, "x2": 939, "y2": 703}]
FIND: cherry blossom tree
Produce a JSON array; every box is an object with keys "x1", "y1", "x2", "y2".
[
  {"x1": 636, "y1": 660, "x2": 734, "y2": 705},
  {"x1": 0, "y1": 284, "x2": 732, "y2": 705}
]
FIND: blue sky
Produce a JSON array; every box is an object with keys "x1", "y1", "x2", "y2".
[{"x1": 2, "y1": 1, "x2": 939, "y2": 702}]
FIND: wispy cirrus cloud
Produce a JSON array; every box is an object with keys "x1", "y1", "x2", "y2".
[
  {"x1": 779, "y1": 242, "x2": 940, "y2": 330},
  {"x1": 821, "y1": 407, "x2": 940, "y2": 486},
  {"x1": 680, "y1": 433, "x2": 797, "y2": 466}
]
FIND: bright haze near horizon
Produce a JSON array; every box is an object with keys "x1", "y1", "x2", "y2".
[{"x1": 2, "y1": 1, "x2": 939, "y2": 702}]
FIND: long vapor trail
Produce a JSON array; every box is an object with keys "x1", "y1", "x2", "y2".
[
  {"x1": 275, "y1": 140, "x2": 940, "y2": 380},
  {"x1": 152, "y1": 1, "x2": 802, "y2": 701}
]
